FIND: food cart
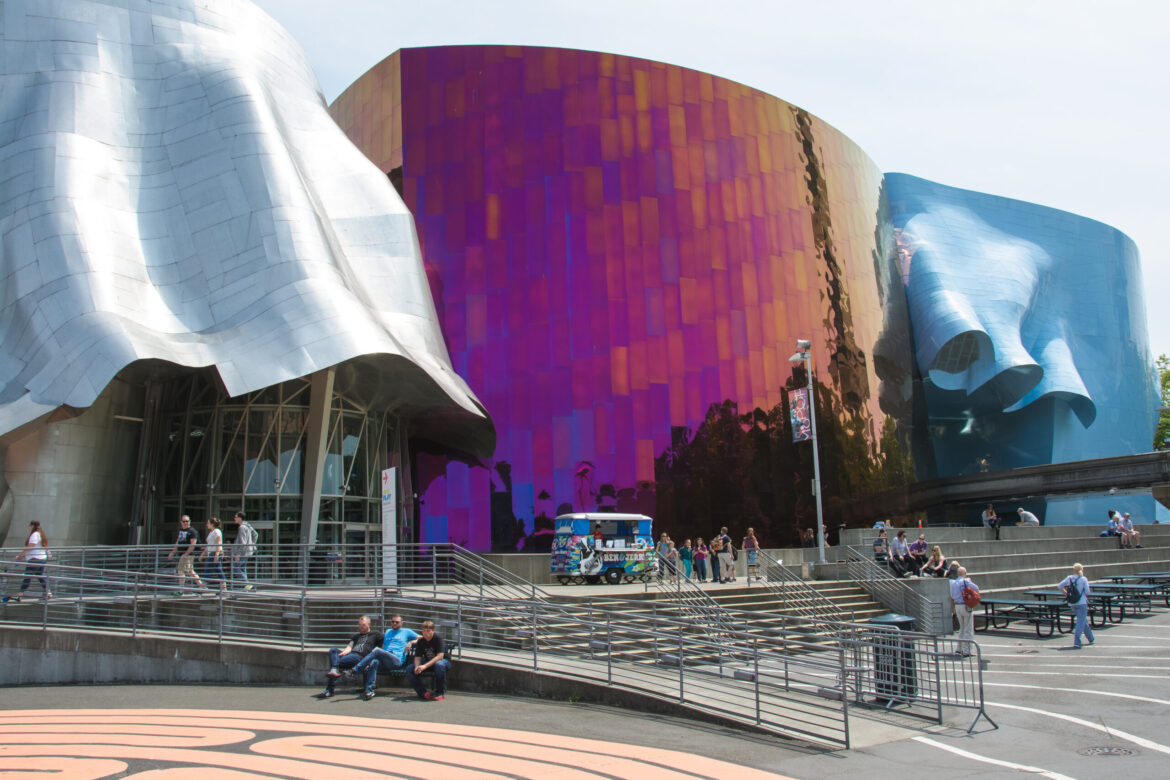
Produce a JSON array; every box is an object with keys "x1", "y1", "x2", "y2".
[{"x1": 550, "y1": 513, "x2": 655, "y2": 585}]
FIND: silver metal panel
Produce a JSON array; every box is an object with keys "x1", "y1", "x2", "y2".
[{"x1": 0, "y1": 0, "x2": 493, "y2": 453}]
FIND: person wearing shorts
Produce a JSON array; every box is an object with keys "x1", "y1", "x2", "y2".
[{"x1": 166, "y1": 515, "x2": 204, "y2": 594}]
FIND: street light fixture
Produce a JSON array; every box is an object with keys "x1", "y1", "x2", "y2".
[{"x1": 789, "y1": 338, "x2": 826, "y2": 564}]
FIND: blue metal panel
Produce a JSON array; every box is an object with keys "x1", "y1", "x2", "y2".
[{"x1": 886, "y1": 173, "x2": 1158, "y2": 522}]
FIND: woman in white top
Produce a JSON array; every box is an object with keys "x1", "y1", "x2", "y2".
[
  {"x1": 199, "y1": 517, "x2": 227, "y2": 593},
  {"x1": 1058, "y1": 562, "x2": 1094, "y2": 649},
  {"x1": 15, "y1": 521, "x2": 51, "y2": 600}
]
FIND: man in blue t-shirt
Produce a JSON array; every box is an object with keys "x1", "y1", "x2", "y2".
[{"x1": 350, "y1": 614, "x2": 420, "y2": 697}]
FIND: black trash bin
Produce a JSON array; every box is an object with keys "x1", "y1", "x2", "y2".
[
  {"x1": 870, "y1": 612, "x2": 917, "y2": 702},
  {"x1": 307, "y1": 548, "x2": 328, "y2": 585}
]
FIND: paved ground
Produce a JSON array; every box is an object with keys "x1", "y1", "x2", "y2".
[{"x1": 2, "y1": 603, "x2": 1169, "y2": 778}]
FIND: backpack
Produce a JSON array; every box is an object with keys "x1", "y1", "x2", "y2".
[
  {"x1": 1065, "y1": 576, "x2": 1082, "y2": 605},
  {"x1": 960, "y1": 580, "x2": 981, "y2": 608},
  {"x1": 240, "y1": 522, "x2": 258, "y2": 557}
]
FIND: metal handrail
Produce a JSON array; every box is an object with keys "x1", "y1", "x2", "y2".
[
  {"x1": 842, "y1": 546, "x2": 948, "y2": 631},
  {"x1": 0, "y1": 560, "x2": 851, "y2": 747},
  {"x1": 748, "y1": 549, "x2": 846, "y2": 622},
  {"x1": 2, "y1": 558, "x2": 993, "y2": 742},
  {"x1": 0, "y1": 542, "x2": 547, "y2": 601},
  {"x1": 643, "y1": 558, "x2": 741, "y2": 639}
]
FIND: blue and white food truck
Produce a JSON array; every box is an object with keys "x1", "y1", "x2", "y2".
[{"x1": 550, "y1": 513, "x2": 656, "y2": 585}]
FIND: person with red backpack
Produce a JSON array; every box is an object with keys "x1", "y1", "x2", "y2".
[{"x1": 949, "y1": 566, "x2": 980, "y2": 656}]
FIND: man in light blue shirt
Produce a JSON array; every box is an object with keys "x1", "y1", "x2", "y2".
[
  {"x1": 949, "y1": 567, "x2": 979, "y2": 656},
  {"x1": 351, "y1": 614, "x2": 420, "y2": 695}
]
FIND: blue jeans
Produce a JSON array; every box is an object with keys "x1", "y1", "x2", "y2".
[
  {"x1": 20, "y1": 563, "x2": 49, "y2": 595},
  {"x1": 354, "y1": 647, "x2": 405, "y2": 678},
  {"x1": 231, "y1": 556, "x2": 249, "y2": 586},
  {"x1": 203, "y1": 557, "x2": 225, "y2": 587},
  {"x1": 1072, "y1": 602, "x2": 1095, "y2": 647},
  {"x1": 695, "y1": 559, "x2": 707, "y2": 581},
  {"x1": 408, "y1": 659, "x2": 450, "y2": 697},
  {"x1": 710, "y1": 555, "x2": 721, "y2": 582},
  {"x1": 326, "y1": 650, "x2": 371, "y2": 693}
]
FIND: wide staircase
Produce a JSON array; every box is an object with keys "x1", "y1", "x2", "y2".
[{"x1": 838, "y1": 523, "x2": 1170, "y2": 597}]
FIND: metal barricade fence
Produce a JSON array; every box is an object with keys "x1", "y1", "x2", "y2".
[
  {"x1": 0, "y1": 559, "x2": 852, "y2": 747},
  {"x1": 1, "y1": 553, "x2": 994, "y2": 742}
]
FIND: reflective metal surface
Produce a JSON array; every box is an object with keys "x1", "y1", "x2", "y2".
[
  {"x1": 887, "y1": 174, "x2": 1157, "y2": 522},
  {"x1": 0, "y1": 1, "x2": 491, "y2": 453},
  {"x1": 331, "y1": 46, "x2": 918, "y2": 549}
]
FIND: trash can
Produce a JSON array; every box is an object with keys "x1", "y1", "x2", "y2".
[
  {"x1": 870, "y1": 612, "x2": 917, "y2": 702},
  {"x1": 307, "y1": 548, "x2": 328, "y2": 585}
]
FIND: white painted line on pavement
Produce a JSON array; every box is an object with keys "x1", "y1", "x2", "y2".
[
  {"x1": 988, "y1": 702, "x2": 1170, "y2": 756},
  {"x1": 983, "y1": 663, "x2": 1170, "y2": 670},
  {"x1": 985, "y1": 682, "x2": 1170, "y2": 707},
  {"x1": 985, "y1": 671, "x2": 1169, "y2": 679},
  {"x1": 912, "y1": 736, "x2": 1075, "y2": 780}
]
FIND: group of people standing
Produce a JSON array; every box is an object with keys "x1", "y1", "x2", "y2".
[
  {"x1": 654, "y1": 527, "x2": 761, "y2": 584},
  {"x1": 167, "y1": 512, "x2": 258, "y2": 594}
]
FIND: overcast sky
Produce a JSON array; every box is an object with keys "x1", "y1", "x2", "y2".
[{"x1": 255, "y1": 0, "x2": 1169, "y2": 360}]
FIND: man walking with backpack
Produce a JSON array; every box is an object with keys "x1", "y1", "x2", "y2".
[
  {"x1": 1059, "y1": 562, "x2": 1094, "y2": 649},
  {"x1": 949, "y1": 566, "x2": 980, "y2": 656},
  {"x1": 231, "y1": 511, "x2": 258, "y2": 591}
]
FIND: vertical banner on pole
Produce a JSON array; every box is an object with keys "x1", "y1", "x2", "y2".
[
  {"x1": 381, "y1": 467, "x2": 398, "y2": 587},
  {"x1": 789, "y1": 388, "x2": 812, "y2": 442}
]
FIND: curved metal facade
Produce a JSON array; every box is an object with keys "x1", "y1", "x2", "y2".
[
  {"x1": 0, "y1": 1, "x2": 493, "y2": 548},
  {"x1": 0, "y1": 0, "x2": 491, "y2": 452},
  {"x1": 331, "y1": 46, "x2": 917, "y2": 549},
  {"x1": 887, "y1": 173, "x2": 1157, "y2": 524}
]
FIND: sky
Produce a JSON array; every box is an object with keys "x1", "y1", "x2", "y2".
[{"x1": 255, "y1": 0, "x2": 1170, "y2": 360}]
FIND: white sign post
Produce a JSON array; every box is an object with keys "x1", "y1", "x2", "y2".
[{"x1": 381, "y1": 467, "x2": 398, "y2": 587}]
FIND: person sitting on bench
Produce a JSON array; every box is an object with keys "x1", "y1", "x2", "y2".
[
  {"x1": 920, "y1": 545, "x2": 948, "y2": 577},
  {"x1": 908, "y1": 533, "x2": 929, "y2": 571},
  {"x1": 350, "y1": 614, "x2": 420, "y2": 696},
  {"x1": 320, "y1": 615, "x2": 383, "y2": 700},
  {"x1": 889, "y1": 530, "x2": 913, "y2": 577},
  {"x1": 408, "y1": 620, "x2": 450, "y2": 701}
]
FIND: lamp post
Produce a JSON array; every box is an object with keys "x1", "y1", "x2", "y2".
[{"x1": 789, "y1": 339, "x2": 826, "y2": 564}]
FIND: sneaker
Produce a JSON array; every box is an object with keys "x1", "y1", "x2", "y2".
[
  {"x1": 317, "y1": 690, "x2": 334, "y2": 699},
  {"x1": 244, "y1": 584, "x2": 254, "y2": 590},
  {"x1": 327, "y1": 668, "x2": 341, "y2": 678},
  {"x1": 432, "y1": 694, "x2": 445, "y2": 701},
  {"x1": 363, "y1": 690, "x2": 375, "y2": 700},
  {"x1": 423, "y1": 691, "x2": 435, "y2": 700},
  {"x1": 172, "y1": 591, "x2": 183, "y2": 597}
]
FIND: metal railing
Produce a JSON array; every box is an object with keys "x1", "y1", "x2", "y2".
[
  {"x1": 842, "y1": 546, "x2": 949, "y2": 632},
  {"x1": 1, "y1": 558, "x2": 994, "y2": 744},
  {"x1": 0, "y1": 542, "x2": 547, "y2": 602},
  {"x1": 1, "y1": 559, "x2": 850, "y2": 747},
  {"x1": 747, "y1": 549, "x2": 847, "y2": 622},
  {"x1": 642, "y1": 558, "x2": 740, "y2": 640}
]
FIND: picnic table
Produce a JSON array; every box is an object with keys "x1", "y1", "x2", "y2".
[
  {"x1": 1026, "y1": 589, "x2": 1119, "y2": 627},
  {"x1": 976, "y1": 597, "x2": 1069, "y2": 637},
  {"x1": 1090, "y1": 582, "x2": 1158, "y2": 612},
  {"x1": 1109, "y1": 573, "x2": 1170, "y2": 607}
]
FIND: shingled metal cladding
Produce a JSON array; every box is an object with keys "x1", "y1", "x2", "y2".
[
  {"x1": 0, "y1": 0, "x2": 492, "y2": 452},
  {"x1": 331, "y1": 46, "x2": 919, "y2": 549}
]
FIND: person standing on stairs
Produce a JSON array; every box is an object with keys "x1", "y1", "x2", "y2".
[{"x1": 717, "y1": 527, "x2": 735, "y2": 583}]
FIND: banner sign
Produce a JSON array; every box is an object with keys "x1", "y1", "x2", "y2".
[
  {"x1": 381, "y1": 467, "x2": 398, "y2": 587},
  {"x1": 790, "y1": 388, "x2": 812, "y2": 442}
]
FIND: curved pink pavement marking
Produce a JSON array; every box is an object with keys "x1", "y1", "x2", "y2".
[{"x1": 0, "y1": 709, "x2": 794, "y2": 778}]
